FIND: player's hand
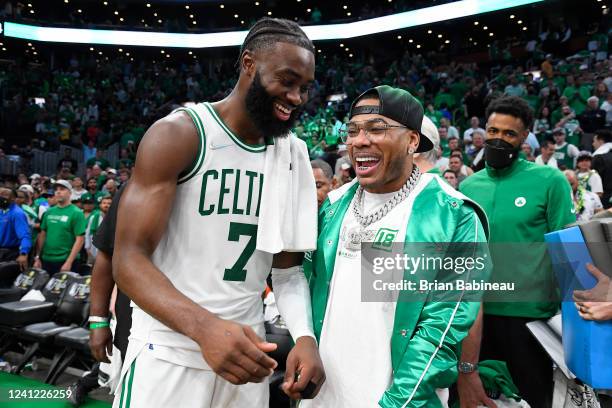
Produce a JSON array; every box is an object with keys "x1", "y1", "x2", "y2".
[
  {"x1": 89, "y1": 326, "x2": 113, "y2": 363},
  {"x1": 282, "y1": 336, "x2": 325, "y2": 400},
  {"x1": 33, "y1": 258, "x2": 42, "y2": 269},
  {"x1": 196, "y1": 316, "x2": 278, "y2": 385},
  {"x1": 16, "y1": 254, "x2": 28, "y2": 271},
  {"x1": 60, "y1": 261, "x2": 73, "y2": 272},
  {"x1": 457, "y1": 371, "x2": 497, "y2": 408}
]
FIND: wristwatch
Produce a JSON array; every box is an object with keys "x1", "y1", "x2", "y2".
[{"x1": 457, "y1": 361, "x2": 478, "y2": 374}]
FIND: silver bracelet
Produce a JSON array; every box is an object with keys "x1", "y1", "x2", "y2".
[{"x1": 88, "y1": 316, "x2": 109, "y2": 323}]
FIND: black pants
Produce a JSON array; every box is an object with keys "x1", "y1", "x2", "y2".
[
  {"x1": 42, "y1": 259, "x2": 82, "y2": 276},
  {"x1": 0, "y1": 248, "x2": 20, "y2": 262},
  {"x1": 480, "y1": 314, "x2": 553, "y2": 408}
]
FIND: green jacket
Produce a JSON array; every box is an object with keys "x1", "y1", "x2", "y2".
[{"x1": 306, "y1": 174, "x2": 491, "y2": 407}]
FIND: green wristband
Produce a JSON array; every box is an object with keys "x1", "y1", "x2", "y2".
[{"x1": 89, "y1": 322, "x2": 110, "y2": 330}]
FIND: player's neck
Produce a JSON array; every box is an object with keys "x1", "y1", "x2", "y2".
[{"x1": 213, "y1": 95, "x2": 265, "y2": 146}]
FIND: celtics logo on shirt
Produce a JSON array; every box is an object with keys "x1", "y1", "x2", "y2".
[{"x1": 514, "y1": 197, "x2": 527, "y2": 207}]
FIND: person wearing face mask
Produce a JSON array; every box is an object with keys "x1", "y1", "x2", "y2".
[
  {"x1": 455, "y1": 96, "x2": 575, "y2": 408},
  {"x1": 0, "y1": 187, "x2": 31, "y2": 270}
]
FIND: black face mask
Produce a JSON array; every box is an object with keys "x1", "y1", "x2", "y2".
[
  {"x1": 484, "y1": 138, "x2": 520, "y2": 169},
  {"x1": 244, "y1": 71, "x2": 303, "y2": 139},
  {"x1": 0, "y1": 197, "x2": 9, "y2": 210}
]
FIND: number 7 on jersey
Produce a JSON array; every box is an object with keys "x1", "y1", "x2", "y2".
[{"x1": 223, "y1": 222, "x2": 257, "y2": 282}]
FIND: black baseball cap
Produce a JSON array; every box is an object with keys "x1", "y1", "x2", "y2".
[{"x1": 349, "y1": 85, "x2": 433, "y2": 153}]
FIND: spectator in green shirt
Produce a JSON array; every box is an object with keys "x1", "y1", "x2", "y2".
[
  {"x1": 562, "y1": 75, "x2": 591, "y2": 115},
  {"x1": 120, "y1": 131, "x2": 136, "y2": 149},
  {"x1": 33, "y1": 180, "x2": 87, "y2": 275},
  {"x1": 81, "y1": 177, "x2": 106, "y2": 208},
  {"x1": 456, "y1": 96, "x2": 575, "y2": 408},
  {"x1": 425, "y1": 103, "x2": 443, "y2": 127},
  {"x1": 85, "y1": 195, "x2": 112, "y2": 262},
  {"x1": 116, "y1": 148, "x2": 134, "y2": 170},
  {"x1": 434, "y1": 87, "x2": 457, "y2": 109},
  {"x1": 438, "y1": 126, "x2": 450, "y2": 156},
  {"x1": 86, "y1": 149, "x2": 110, "y2": 170}
]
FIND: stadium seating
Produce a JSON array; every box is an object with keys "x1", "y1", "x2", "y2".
[
  {"x1": 0, "y1": 268, "x2": 50, "y2": 304},
  {"x1": 44, "y1": 323, "x2": 91, "y2": 384},
  {"x1": 10, "y1": 275, "x2": 91, "y2": 375},
  {"x1": 0, "y1": 262, "x2": 22, "y2": 288},
  {"x1": 0, "y1": 271, "x2": 81, "y2": 328}
]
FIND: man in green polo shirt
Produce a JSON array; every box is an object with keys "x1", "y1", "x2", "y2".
[
  {"x1": 86, "y1": 149, "x2": 110, "y2": 171},
  {"x1": 34, "y1": 180, "x2": 87, "y2": 275},
  {"x1": 456, "y1": 96, "x2": 575, "y2": 408}
]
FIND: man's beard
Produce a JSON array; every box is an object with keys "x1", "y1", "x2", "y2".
[{"x1": 244, "y1": 71, "x2": 302, "y2": 139}]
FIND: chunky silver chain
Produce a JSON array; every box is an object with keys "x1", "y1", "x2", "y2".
[{"x1": 352, "y1": 165, "x2": 421, "y2": 230}]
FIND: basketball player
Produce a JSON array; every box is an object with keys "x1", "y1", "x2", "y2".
[{"x1": 112, "y1": 18, "x2": 324, "y2": 408}]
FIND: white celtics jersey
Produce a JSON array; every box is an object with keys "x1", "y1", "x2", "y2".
[{"x1": 130, "y1": 102, "x2": 273, "y2": 357}]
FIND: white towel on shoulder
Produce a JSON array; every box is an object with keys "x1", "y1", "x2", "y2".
[{"x1": 256, "y1": 134, "x2": 317, "y2": 254}]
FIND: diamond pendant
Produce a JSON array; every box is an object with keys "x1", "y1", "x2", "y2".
[{"x1": 345, "y1": 225, "x2": 363, "y2": 252}]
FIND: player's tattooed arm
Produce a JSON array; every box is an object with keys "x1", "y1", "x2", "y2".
[{"x1": 113, "y1": 112, "x2": 277, "y2": 385}]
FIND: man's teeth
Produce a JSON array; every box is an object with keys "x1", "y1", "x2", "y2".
[
  {"x1": 275, "y1": 103, "x2": 291, "y2": 114},
  {"x1": 356, "y1": 157, "x2": 379, "y2": 162}
]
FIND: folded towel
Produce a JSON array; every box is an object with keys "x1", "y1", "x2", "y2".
[{"x1": 256, "y1": 134, "x2": 317, "y2": 254}]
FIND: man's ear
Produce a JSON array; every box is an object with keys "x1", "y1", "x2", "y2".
[
  {"x1": 408, "y1": 130, "x2": 420, "y2": 155},
  {"x1": 241, "y1": 50, "x2": 256, "y2": 78},
  {"x1": 331, "y1": 177, "x2": 339, "y2": 190}
]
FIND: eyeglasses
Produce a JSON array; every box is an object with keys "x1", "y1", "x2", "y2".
[{"x1": 339, "y1": 119, "x2": 408, "y2": 144}]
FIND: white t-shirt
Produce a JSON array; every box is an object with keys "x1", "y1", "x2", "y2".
[
  {"x1": 535, "y1": 155, "x2": 559, "y2": 168},
  {"x1": 305, "y1": 189, "x2": 412, "y2": 408},
  {"x1": 601, "y1": 100, "x2": 612, "y2": 125},
  {"x1": 447, "y1": 126, "x2": 460, "y2": 140},
  {"x1": 436, "y1": 157, "x2": 449, "y2": 170},
  {"x1": 71, "y1": 188, "x2": 87, "y2": 201},
  {"x1": 576, "y1": 170, "x2": 604, "y2": 194},
  {"x1": 576, "y1": 190, "x2": 603, "y2": 221}
]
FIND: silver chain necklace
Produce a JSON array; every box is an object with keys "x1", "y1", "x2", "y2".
[{"x1": 352, "y1": 165, "x2": 422, "y2": 230}]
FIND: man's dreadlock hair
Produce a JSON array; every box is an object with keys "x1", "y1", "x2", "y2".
[{"x1": 237, "y1": 18, "x2": 315, "y2": 68}]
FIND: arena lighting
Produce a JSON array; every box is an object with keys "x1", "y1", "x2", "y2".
[{"x1": 3, "y1": 0, "x2": 543, "y2": 48}]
